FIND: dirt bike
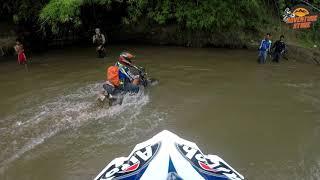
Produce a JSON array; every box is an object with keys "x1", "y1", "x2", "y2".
[{"x1": 97, "y1": 65, "x2": 158, "y2": 106}]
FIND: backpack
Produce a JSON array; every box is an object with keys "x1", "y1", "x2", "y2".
[{"x1": 107, "y1": 66, "x2": 120, "y2": 87}]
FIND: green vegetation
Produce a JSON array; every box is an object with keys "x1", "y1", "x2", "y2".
[
  {"x1": 37, "y1": 0, "x2": 269, "y2": 32},
  {"x1": 125, "y1": 0, "x2": 265, "y2": 30},
  {"x1": 39, "y1": 0, "x2": 83, "y2": 33}
]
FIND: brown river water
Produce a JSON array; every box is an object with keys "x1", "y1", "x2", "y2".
[{"x1": 0, "y1": 45, "x2": 320, "y2": 180}]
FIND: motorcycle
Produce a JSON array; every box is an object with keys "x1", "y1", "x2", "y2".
[{"x1": 97, "y1": 65, "x2": 158, "y2": 106}]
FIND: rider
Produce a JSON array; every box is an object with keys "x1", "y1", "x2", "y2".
[{"x1": 116, "y1": 52, "x2": 140, "y2": 93}]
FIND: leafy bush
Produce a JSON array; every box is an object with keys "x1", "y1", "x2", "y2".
[
  {"x1": 125, "y1": 0, "x2": 267, "y2": 31},
  {"x1": 39, "y1": 0, "x2": 84, "y2": 33},
  {"x1": 2, "y1": 0, "x2": 319, "y2": 45}
]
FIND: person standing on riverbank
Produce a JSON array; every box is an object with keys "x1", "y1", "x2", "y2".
[
  {"x1": 271, "y1": 35, "x2": 286, "y2": 63},
  {"x1": 92, "y1": 28, "x2": 106, "y2": 58},
  {"x1": 258, "y1": 33, "x2": 272, "y2": 64}
]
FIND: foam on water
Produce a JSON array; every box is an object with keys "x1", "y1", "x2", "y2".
[{"x1": 0, "y1": 82, "x2": 154, "y2": 170}]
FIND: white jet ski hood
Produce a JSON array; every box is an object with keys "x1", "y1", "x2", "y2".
[{"x1": 94, "y1": 130, "x2": 244, "y2": 180}]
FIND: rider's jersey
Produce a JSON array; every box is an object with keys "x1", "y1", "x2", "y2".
[{"x1": 115, "y1": 61, "x2": 135, "y2": 85}]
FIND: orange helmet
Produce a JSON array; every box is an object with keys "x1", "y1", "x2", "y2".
[{"x1": 119, "y1": 52, "x2": 134, "y2": 65}]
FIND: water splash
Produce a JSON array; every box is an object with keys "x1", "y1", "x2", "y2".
[{"x1": 0, "y1": 82, "x2": 155, "y2": 169}]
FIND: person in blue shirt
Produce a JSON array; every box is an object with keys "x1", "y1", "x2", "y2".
[
  {"x1": 258, "y1": 33, "x2": 272, "y2": 64},
  {"x1": 115, "y1": 52, "x2": 140, "y2": 93}
]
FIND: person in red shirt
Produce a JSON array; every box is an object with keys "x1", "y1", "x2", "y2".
[
  {"x1": 14, "y1": 39, "x2": 29, "y2": 71},
  {"x1": 18, "y1": 50, "x2": 27, "y2": 64},
  {"x1": 14, "y1": 39, "x2": 27, "y2": 64}
]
